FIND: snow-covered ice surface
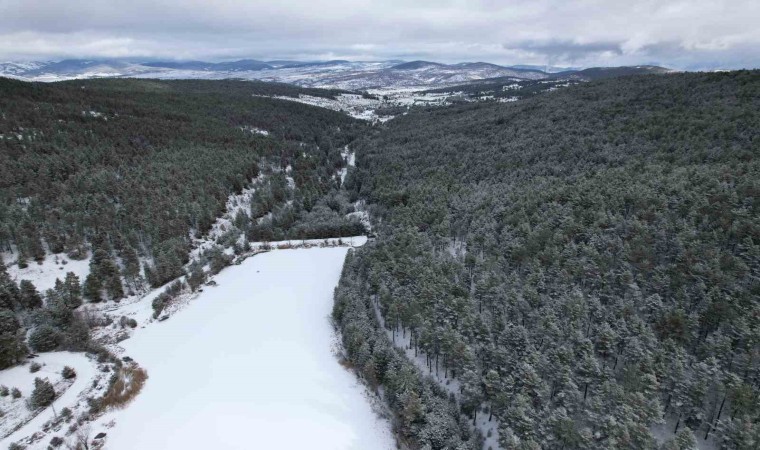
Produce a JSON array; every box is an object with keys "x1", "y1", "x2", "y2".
[
  {"x1": 99, "y1": 247, "x2": 394, "y2": 450},
  {"x1": 0, "y1": 352, "x2": 98, "y2": 446}
]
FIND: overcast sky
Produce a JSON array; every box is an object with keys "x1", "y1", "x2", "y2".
[{"x1": 1, "y1": 0, "x2": 758, "y2": 69}]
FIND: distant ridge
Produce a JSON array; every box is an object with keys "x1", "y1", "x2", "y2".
[
  {"x1": 275, "y1": 60, "x2": 351, "y2": 69},
  {"x1": 454, "y1": 62, "x2": 510, "y2": 70},
  {"x1": 144, "y1": 59, "x2": 273, "y2": 71},
  {"x1": 0, "y1": 58, "x2": 673, "y2": 89},
  {"x1": 555, "y1": 65, "x2": 673, "y2": 80},
  {"x1": 390, "y1": 60, "x2": 446, "y2": 70}
]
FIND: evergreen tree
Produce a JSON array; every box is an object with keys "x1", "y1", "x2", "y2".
[
  {"x1": 61, "y1": 272, "x2": 82, "y2": 309},
  {"x1": 105, "y1": 274, "x2": 125, "y2": 300},
  {"x1": 121, "y1": 246, "x2": 141, "y2": 282},
  {"x1": 30, "y1": 377, "x2": 55, "y2": 408},
  {"x1": 661, "y1": 427, "x2": 698, "y2": 450},
  {"x1": 27, "y1": 325, "x2": 61, "y2": 352},
  {"x1": 0, "y1": 309, "x2": 26, "y2": 369},
  {"x1": 18, "y1": 280, "x2": 43, "y2": 309},
  {"x1": 0, "y1": 268, "x2": 21, "y2": 310},
  {"x1": 83, "y1": 272, "x2": 102, "y2": 303}
]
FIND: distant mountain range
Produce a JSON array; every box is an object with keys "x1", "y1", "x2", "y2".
[{"x1": 0, "y1": 58, "x2": 673, "y2": 89}]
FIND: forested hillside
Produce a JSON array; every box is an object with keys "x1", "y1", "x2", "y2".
[
  {"x1": 335, "y1": 71, "x2": 760, "y2": 449},
  {"x1": 0, "y1": 78, "x2": 365, "y2": 369},
  {"x1": 0, "y1": 77, "x2": 363, "y2": 264}
]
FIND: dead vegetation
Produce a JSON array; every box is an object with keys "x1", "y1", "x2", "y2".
[{"x1": 99, "y1": 365, "x2": 148, "y2": 410}]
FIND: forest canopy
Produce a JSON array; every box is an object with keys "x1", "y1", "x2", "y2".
[
  {"x1": 0, "y1": 77, "x2": 365, "y2": 272},
  {"x1": 335, "y1": 70, "x2": 760, "y2": 449}
]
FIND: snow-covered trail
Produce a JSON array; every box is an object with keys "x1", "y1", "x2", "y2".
[
  {"x1": 0, "y1": 352, "x2": 98, "y2": 446},
  {"x1": 104, "y1": 247, "x2": 394, "y2": 450}
]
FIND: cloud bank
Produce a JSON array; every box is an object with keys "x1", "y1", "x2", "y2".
[{"x1": 1, "y1": 0, "x2": 758, "y2": 69}]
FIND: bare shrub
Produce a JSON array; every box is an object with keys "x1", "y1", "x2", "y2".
[
  {"x1": 100, "y1": 365, "x2": 148, "y2": 410},
  {"x1": 66, "y1": 425, "x2": 91, "y2": 450},
  {"x1": 118, "y1": 316, "x2": 138, "y2": 329}
]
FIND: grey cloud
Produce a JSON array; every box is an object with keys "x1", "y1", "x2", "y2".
[
  {"x1": 504, "y1": 40, "x2": 624, "y2": 64},
  {"x1": 0, "y1": 0, "x2": 758, "y2": 70}
]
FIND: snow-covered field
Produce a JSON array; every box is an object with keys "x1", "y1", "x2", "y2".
[
  {"x1": 257, "y1": 93, "x2": 389, "y2": 122},
  {"x1": 257, "y1": 90, "x2": 460, "y2": 122},
  {"x1": 3, "y1": 251, "x2": 91, "y2": 293},
  {"x1": 95, "y1": 247, "x2": 393, "y2": 450}
]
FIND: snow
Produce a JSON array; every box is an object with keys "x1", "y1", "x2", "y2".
[
  {"x1": 97, "y1": 246, "x2": 393, "y2": 450},
  {"x1": 502, "y1": 84, "x2": 522, "y2": 91},
  {"x1": 339, "y1": 145, "x2": 355, "y2": 183},
  {"x1": 0, "y1": 352, "x2": 98, "y2": 446},
  {"x1": 4, "y1": 252, "x2": 91, "y2": 293},
  {"x1": 240, "y1": 126, "x2": 270, "y2": 136},
  {"x1": 82, "y1": 110, "x2": 104, "y2": 119}
]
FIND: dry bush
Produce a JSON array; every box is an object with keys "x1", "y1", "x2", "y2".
[
  {"x1": 81, "y1": 309, "x2": 112, "y2": 328},
  {"x1": 100, "y1": 365, "x2": 148, "y2": 410},
  {"x1": 337, "y1": 357, "x2": 355, "y2": 370},
  {"x1": 66, "y1": 425, "x2": 91, "y2": 450}
]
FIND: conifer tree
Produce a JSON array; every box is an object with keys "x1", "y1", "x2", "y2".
[
  {"x1": 121, "y1": 246, "x2": 141, "y2": 282},
  {"x1": 30, "y1": 377, "x2": 55, "y2": 409},
  {"x1": 19, "y1": 280, "x2": 43, "y2": 309},
  {"x1": 0, "y1": 309, "x2": 26, "y2": 369},
  {"x1": 106, "y1": 274, "x2": 125, "y2": 300},
  {"x1": 61, "y1": 272, "x2": 82, "y2": 309},
  {"x1": 0, "y1": 269, "x2": 21, "y2": 310},
  {"x1": 28, "y1": 325, "x2": 61, "y2": 352},
  {"x1": 83, "y1": 272, "x2": 102, "y2": 303}
]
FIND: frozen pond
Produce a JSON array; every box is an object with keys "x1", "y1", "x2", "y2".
[{"x1": 107, "y1": 247, "x2": 394, "y2": 450}]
